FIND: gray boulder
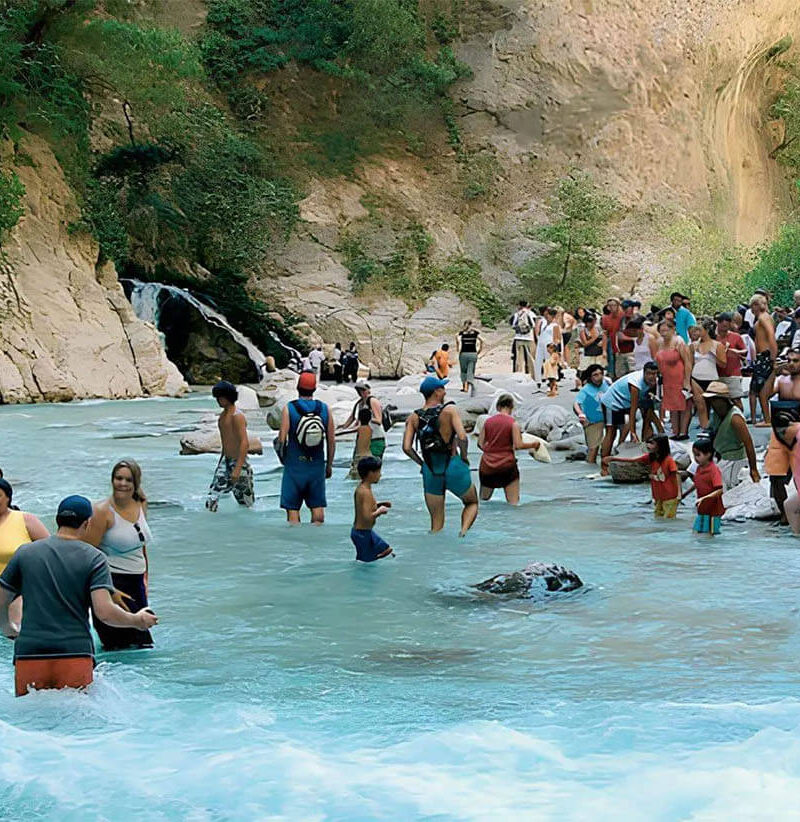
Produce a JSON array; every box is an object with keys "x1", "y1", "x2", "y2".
[
  {"x1": 608, "y1": 441, "x2": 649, "y2": 483},
  {"x1": 473, "y1": 562, "x2": 583, "y2": 598},
  {"x1": 520, "y1": 405, "x2": 582, "y2": 442}
]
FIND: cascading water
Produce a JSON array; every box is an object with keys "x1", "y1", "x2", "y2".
[{"x1": 123, "y1": 279, "x2": 301, "y2": 381}]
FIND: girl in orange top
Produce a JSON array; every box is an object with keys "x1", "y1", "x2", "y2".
[{"x1": 604, "y1": 434, "x2": 679, "y2": 518}]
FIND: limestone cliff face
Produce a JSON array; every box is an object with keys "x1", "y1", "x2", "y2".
[
  {"x1": 0, "y1": 134, "x2": 186, "y2": 403},
  {"x1": 259, "y1": 0, "x2": 800, "y2": 375}
]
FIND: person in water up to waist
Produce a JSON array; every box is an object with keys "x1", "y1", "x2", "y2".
[
  {"x1": 279, "y1": 372, "x2": 336, "y2": 524},
  {"x1": 402, "y1": 376, "x2": 478, "y2": 537},
  {"x1": 0, "y1": 478, "x2": 49, "y2": 631},
  {"x1": 205, "y1": 381, "x2": 255, "y2": 512},
  {"x1": 0, "y1": 495, "x2": 158, "y2": 697},
  {"x1": 85, "y1": 459, "x2": 155, "y2": 651}
]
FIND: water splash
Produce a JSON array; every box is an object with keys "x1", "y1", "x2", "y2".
[{"x1": 123, "y1": 279, "x2": 301, "y2": 378}]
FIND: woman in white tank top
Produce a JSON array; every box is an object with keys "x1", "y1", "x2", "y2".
[
  {"x1": 690, "y1": 320, "x2": 727, "y2": 428},
  {"x1": 86, "y1": 459, "x2": 154, "y2": 650}
]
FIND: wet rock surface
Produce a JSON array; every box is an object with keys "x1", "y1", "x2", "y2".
[{"x1": 473, "y1": 563, "x2": 584, "y2": 598}]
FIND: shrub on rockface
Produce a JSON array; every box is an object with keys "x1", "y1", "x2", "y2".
[
  {"x1": 744, "y1": 222, "x2": 800, "y2": 306},
  {"x1": 0, "y1": 168, "x2": 25, "y2": 244}
]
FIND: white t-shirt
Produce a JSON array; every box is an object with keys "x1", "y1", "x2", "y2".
[
  {"x1": 309, "y1": 349, "x2": 325, "y2": 369},
  {"x1": 793, "y1": 329, "x2": 800, "y2": 350}
]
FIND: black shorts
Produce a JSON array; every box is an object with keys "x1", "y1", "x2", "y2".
[
  {"x1": 692, "y1": 378, "x2": 713, "y2": 392},
  {"x1": 479, "y1": 463, "x2": 520, "y2": 489},
  {"x1": 603, "y1": 406, "x2": 627, "y2": 426}
]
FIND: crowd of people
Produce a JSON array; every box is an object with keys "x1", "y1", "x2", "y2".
[{"x1": 2, "y1": 285, "x2": 800, "y2": 698}]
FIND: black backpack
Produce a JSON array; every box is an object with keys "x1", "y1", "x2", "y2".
[{"x1": 416, "y1": 402, "x2": 454, "y2": 470}]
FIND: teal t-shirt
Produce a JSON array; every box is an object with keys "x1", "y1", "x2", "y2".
[
  {"x1": 0, "y1": 536, "x2": 114, "y2": 659},
  {"x1": 575, "y1": 382, "x2": 607, "y2": 423}
]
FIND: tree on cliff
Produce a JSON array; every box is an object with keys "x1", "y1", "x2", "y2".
[{"x1": 519, "y1": 172, "x2": 618, "y2": 307}]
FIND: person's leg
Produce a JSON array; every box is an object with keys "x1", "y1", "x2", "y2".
[
  {"x1": 310, "y1": 507, "x2": 325, "y2": 524},
  {"x1": 771, "y1": 475, "x2": 790, "y2": 525},
  {"x1": 307, "y1": 470, "x2": 327, "y2": 525},
  {"x1": 232, "y1": 461, "x2": 255, "y2": 507},
  {"x1": 286, "y1": 510, "x2": 301, "y2": 524},
  {"x1": 466, "y1": 353, "x2": 477, "y2": 392},
  {"x1": 759, "y1": 386, "x2": 772, "y2": 425},
  {"x1": 503, "y1": 478, "x2": 521, "y2": 506},
  {"x1": 425, "y1": 493, "x2": 446, "y2": 532},
  {"x1": 691, "y1": 381, "x2": 709, "y2": 428},
  {"x1": 459, "y1": 354, "x2": 468, "y2": 391},
  {"x1": 785, "y1": 490, "x2": 800, "y2": 535},
  {"x1": 749, "y1": 388, "x2": 758, "y2": 424},
  {"x1": 480, "y1": 484, "x2": 494, "y2": 501},
  {"x1": 459, "y1": 484, "x2": 479, "y2": 536},
  {"x1": 205, "y1": 457, "x2": 229, "y2": 512},
  {"x1": 600, "y1": 425, "x2": 616, "y2": 475}
]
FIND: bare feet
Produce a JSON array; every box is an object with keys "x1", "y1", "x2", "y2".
[{"x1": 376, "y1": 547, "x2": 394, "y2": 559}]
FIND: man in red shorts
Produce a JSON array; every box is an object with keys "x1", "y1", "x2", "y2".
[{"x1": 0, "y1": 495, "x2": 158, "y2": 696}]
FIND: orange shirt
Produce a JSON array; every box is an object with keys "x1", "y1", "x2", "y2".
[
  {"x1": 635, "y1": 455, "x2": 679, "y2": 500},
  {"x1": 434, "y1": 350, "x2": 450, "y2": 377}
]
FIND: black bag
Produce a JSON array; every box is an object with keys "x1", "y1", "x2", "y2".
[{"x1": 416, "y1": 402, "x2": 454, "y2": 471}]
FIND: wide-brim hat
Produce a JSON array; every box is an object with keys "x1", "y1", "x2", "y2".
[
  {"x1": 702, "y1": 380, "x2": 731, "y2": 399},
  {"x1": 354, "y1": 381, "x2": 371, "y2": 392}
]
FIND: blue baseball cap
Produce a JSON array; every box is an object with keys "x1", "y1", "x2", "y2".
[
  {"x1": 56, "y1": 495, "x2": 93, "y2": 524},
  {"x1": 420, "y1": 376, "x2": 449, "y2": 397}
]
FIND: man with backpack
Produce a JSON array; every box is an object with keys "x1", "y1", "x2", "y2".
[
  {"x1": 510, "y1": 301, "x2": 535, "y2": 378},
  {"x1": 402, "y1": 376, "x2": 479, "y2": 537},
  {"x1": 278, "y1": 372, "x2": 336, "y2": 523}
]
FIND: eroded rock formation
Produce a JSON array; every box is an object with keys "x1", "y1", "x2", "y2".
[{"x1": 0, "y1": 134, "x2": 186, "y2": 403}]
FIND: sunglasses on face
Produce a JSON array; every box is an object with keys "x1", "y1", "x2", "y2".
[{"x1": 133, "y1": 522, "x2": 145, "y2": 544}]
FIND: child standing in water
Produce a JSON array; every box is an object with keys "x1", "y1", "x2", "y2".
[
  {"x1": 205, "y1": 381, "x2": 254, "y2": 512},
  {"x1": 351, "y1": 456, "x2": 394, "y2": 562},
  {"x1": 347, "y1": 408, "x2": 374, "y2": 480},
  {"x1": 683, "y1": 438, "x2": 725, "y2": 535},
  {"x1": 543, "y1": 343, "x2": 561, "y2": 397},
  {"x1": 603, "y1": 434, "x2": 680, "y2": 518}
]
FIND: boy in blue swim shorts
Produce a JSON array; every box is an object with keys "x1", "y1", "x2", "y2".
[{"x1": 351, "y1": 456, "x2": 394, "y2": 562}]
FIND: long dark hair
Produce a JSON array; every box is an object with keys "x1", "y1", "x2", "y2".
[{"x1": 647, "y1": 434, "x2": 671, "y2": 463}]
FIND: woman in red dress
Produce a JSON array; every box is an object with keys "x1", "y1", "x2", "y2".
[{"x1": 655, "y1": 320, "x2": 693, "y2": 440}]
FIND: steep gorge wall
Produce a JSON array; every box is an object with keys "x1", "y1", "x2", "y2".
[
  {"x1": 0, "y1": 133, "x2": 186, "y2": 403},
  {"x1": 255, "y1": 0, "x2": 800, "y2": 375}
]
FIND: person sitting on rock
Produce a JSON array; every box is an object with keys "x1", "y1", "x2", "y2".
[{"x1": 704, "y1": 381, "x2": 760, "y2": 490}]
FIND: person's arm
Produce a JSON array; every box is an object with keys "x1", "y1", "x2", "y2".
[
  {"x1": 714, "y1": 341, "x2": 727, "y2": 369},
  {"x1": 338, "y1": 402, "x2": 357, "y2": 432},
  {"x1": 402, "y1": 415, "x2": 424, "y2": 467},
  {"x1": 476, "y1": 332, "x2": 484, "y2": 356},
  {"x1": 678, "y1": 343, "x2": 692, "y2": 391},
  {"x1": 231, "y1": 413, "x2": 248, "y2": 481},
  {"x1": 0, "y1": 587, "x2": 18, "y2": 638},
  {"x1": 477, "y1": 426, "x2": 486, "y2": 452},
  {"x1": 448, "y1": 407, "x2": 470, "y2": 462},
  {"x1": 696, "y1": 487, "x2": 724, "y2": 509},
  {"x1": 573, "y1": 400, "x2": 588, "y2": 426},
  {"x1": 325, "y1": 410, "x2": 336, "y2": 479},
  {"x1": 91, "y1": 588, "x2": 158, "y2": 630},
  {"x1": 279, "y1": 405, "x2": 290, "y2": 444},
  {"x1": 731, "y1": 415, "x2": 761, "y2": 482},
  {"x1": 552, "y1": 325, "x2": 562, "y2": 349},
  {"x1": 22, "y1": 513, "x2": 49, "y2": 541},
  {"x1": 628, "y1": 385, "x2": 640, "y2": 441},
  {"x1": 84, "y1": 503, "x2": 112, "y2": 548},
  {"x1": 455, "y1": 334, "x2": 461, "y2": 355},
  {"x1": 602, "y1": 454, "x2": 648, "y2": 466},
  {"x1": 767, "y1": 318, "x2": 778, "y2": 359},
  {"x1": 370, "y1": 397, "x2": 382, "y2": 427},
  {"x1": 511, "y1": 421, "x2": 539, "y2": 450},
  {"x1": 648, "y1": 335, "x2": 659, "y2": 361}
]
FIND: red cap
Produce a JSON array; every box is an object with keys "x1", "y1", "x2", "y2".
[{"x1": 297, "y1": 372, "x2": 317, "y2": 393}]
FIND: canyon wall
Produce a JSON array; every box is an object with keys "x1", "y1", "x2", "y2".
[{"x1": 0, "y1": 133, "x2": 186, "y2": 403}]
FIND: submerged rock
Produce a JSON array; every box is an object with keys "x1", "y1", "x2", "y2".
[
  {"x1": 473, "y1": 562, "x2": 583, "y2": 598},
  {"x1": 179, "y1": 429, "x2": 263, "y2": 455}
]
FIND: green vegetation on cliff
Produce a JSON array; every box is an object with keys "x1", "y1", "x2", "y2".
[{"x1": 0, "y1": 0, "x2": 494, "y2": 359}]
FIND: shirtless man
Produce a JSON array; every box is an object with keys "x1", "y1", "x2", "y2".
[
  {"x1": 749, "y1": 294, "x2": 778, "y2": 427},
  {"x1": 402, "y1": 376, "x2": 479, "y2": 536},
  {"x1": 205, "y1": 381, "x2": 254, "y2": 512},
  {"x1": 763, "y1": 348, "x2": 800, "y2": 523}
]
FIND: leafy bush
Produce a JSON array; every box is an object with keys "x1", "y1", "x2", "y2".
[
  {"x1": 519, "y1": 172, "x2": 618, "y2": 306},
  {"x1": 744, "y1": 222, "x2": 800, "y2": 306},
  {"x1": 341, "y1": 224, "x2": 505, "y2": 326},
  {"x1": 0, "y1": 168, "x2": 25, "y2": 244},
  {"x1": 655, "y1": 219, "x2": 749, "y2": 315}
]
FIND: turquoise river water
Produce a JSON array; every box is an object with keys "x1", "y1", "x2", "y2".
[{"x1": 1, "y1": 394, "x2": 800, "y2": 820}]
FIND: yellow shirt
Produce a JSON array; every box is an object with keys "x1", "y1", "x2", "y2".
[{"x1": 0, "y1": 510, "x2": 30, "y2": 572}]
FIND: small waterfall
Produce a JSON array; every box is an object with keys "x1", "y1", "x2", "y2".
[{"x1": 123, "y1": 279, "x2": 301, "y2": 380}]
